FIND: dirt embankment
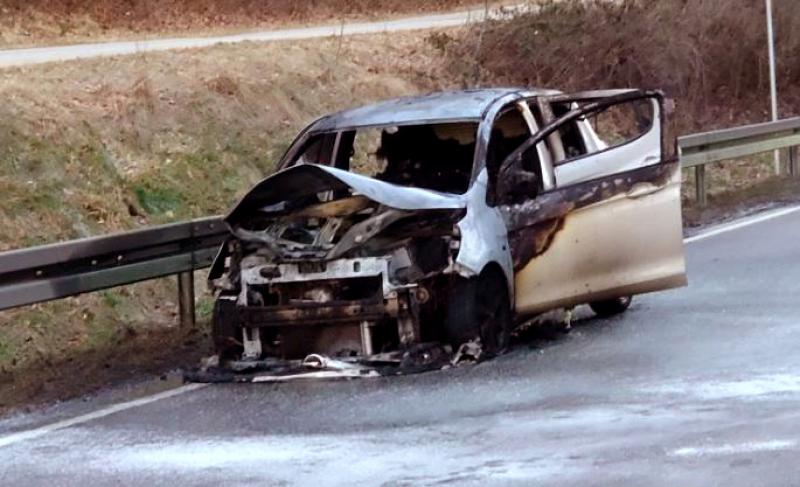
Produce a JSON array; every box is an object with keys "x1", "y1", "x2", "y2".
[{"x1": 0, "y1": 0, "x2": 475, "y2": 47}]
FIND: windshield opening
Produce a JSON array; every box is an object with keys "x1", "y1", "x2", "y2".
[{"x1": 293, "y1": 122, "x2": 478, "y2": 194}]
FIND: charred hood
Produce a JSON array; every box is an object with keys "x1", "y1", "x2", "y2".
[{"x1": 225, "y1": 164, "x2": 466, "y2": 227}]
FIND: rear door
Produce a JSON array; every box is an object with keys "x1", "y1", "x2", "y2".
[{"x1": 500, "y1": 91, "x2": 686, "y2": 316}]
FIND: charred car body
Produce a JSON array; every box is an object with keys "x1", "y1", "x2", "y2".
[{"x1": 203, "y1": 88, "x2": 687, "y2": 380}]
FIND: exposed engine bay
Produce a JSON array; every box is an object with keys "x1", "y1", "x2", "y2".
[{"x1": 191, "y1": 120, "x2": 493, "y2": 382}]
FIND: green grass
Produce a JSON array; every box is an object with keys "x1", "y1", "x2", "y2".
[
  {"x1": 134, "y1": 184, "x2": 184, "y2": 215},
  {"x1": 86, "y1": 314, "x2": 119, "y2": 351},
  {"x1": 196, "y1": 296, "x2": 215, "y2": 320},
  {"x1": 100, "y1": 290, "x2": 123, "y2": 309}
]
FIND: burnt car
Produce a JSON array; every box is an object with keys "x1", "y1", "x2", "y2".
[{"x1": 202, "y1": 88, "x2": 687, "y2": 381}]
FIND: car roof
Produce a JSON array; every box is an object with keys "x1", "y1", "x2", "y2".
[{"x1": 307, "y1": 88, "x2": 561, "y2": 132}]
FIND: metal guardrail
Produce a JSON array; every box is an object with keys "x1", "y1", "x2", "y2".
[
  {"x1": 678, "y1": 116, "x2": 800, "y2": 206},
  {"x1": 0, "y1": 216, "x2": 227, "y2": 327}
]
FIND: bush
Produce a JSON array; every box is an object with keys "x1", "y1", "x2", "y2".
[{"x1": 452, "y1": 0, "x2": 800, "y2": 133}]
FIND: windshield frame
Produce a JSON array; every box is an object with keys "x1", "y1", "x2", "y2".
[{"x1": 277, "y1": 119, "x2": 483, "y2": 195}]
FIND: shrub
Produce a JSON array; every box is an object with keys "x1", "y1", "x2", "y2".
[{"x1": 452, "y1": 0, "x2": 800, "y2": 133}]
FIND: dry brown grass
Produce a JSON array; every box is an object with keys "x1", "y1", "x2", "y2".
[{"x1": 0, "y1": 0, "x2": 475, "y2": 47}]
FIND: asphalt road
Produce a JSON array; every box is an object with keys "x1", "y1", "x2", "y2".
[
  {"x1": 0, "y1": 4, "x2": 527, "y2": 68},
  {"x1": 1, "y1": 206, "x2": 800, "y2": 486}
]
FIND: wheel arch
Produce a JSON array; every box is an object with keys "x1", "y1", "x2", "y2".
[{"x1": 479, "y1": 261, "x2": 515, "y2": 312}]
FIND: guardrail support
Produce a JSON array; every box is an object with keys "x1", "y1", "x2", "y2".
[
  {"x1": 178, "y1": 271, "x2": 196, "y2": 329},
  {"x1": 790, "y1": 146, "x2": 798, "y2": 177},
  {"x1": 695, "y1": 165, "x2": 707, "y2": 207}
]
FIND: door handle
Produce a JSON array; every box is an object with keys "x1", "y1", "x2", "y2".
[{"x1": 626, "y1": 182, "x2": 661, "y2": 199}]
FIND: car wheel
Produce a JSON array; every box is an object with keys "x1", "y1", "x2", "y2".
[
  {"x1": 589, "y1": 296, "x2": 633, "y2": 317},
  {"x1": 444, "y1": 267, "x2": 512, "y2": 356},
  {"x1": 212, "y1": 296, "x2": 243, "y2": 360}
]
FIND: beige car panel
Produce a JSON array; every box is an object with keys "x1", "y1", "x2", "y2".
[
  {"x1": 502, "y1": 93, "x2": 686, "y2": 316},
  {"x1": 513, "y1": 163, "x2": 686, "y2": 315}
]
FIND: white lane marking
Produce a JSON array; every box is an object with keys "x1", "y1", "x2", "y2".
[
  {"x1": 685, "y1": 204, "x2": 800, "y2": 244},
  {"x1": 0, "y1": 383, "x2": 206, "y2": 449},
  {"x1": 670, "y1": 439, "x2": 798, "y2": 458}
]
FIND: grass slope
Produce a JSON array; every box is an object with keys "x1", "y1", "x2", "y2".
[{"x1": 0, "y1": 31, "x2": 448, "y2": 410}]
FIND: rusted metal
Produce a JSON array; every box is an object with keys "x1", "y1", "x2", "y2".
[
  {"x1": 236, "y1": 301, "x2": 387, "y2": 327},
  {"x1": 329, "y1": 209, "x2": 413, "y2": 259},
  {"x1": 292, "y1": 195, "x2": 372, "y2": 218},
  {"x1": 178, "y1": 271, "x2": 196, "y2": 329},
  {"x1": 0, "y1": 87, "x2": 693, "y2": 379},
  {"x1": 396, "y1": 291, "x2": 421, "y2": 345}
]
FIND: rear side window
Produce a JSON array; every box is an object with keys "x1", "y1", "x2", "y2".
[{"x1": 586, "y1": 99, "x2": 654, "y2": 149}]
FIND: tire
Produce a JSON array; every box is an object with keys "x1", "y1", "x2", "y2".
[
  {"x1": 212, "y1": 296, "x2": 243, "y2": 360},
  {"x1": 590, "y1": 296, "x2": 633, "y2": 317},
  {"x1": 444, "y1": 267, "x2": 513, "y2": 356}
]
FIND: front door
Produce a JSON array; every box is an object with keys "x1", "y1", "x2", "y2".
[{"x1": 499, "y1": 92, "x2": 686, "y2": 316}]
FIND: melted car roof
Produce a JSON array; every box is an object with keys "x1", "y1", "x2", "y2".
[{"x1": 308, "y1": 88, "x2": 560, "y2": 132}]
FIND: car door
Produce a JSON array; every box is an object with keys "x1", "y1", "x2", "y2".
[{"x1": 498, "y1": 91, "x2": 687, "y2": 316}]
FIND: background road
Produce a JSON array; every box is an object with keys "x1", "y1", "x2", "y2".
[
  {"x1": 1, "y1": 206, "x2": 800, "y2": 486},
  {"x1": 0, "y1": 4, "x2": 526, "y2": 68}
]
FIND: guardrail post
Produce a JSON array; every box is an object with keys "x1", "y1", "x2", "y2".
[
  {"x1": 178, "y1": 271, "x2": 195, "y2": 329},
  {"x1": 695, "y1": 165, "x2": 707, "y2": 207},
  {"x1": 790, "y1": 146, "x2": 798, "y2": 177}
]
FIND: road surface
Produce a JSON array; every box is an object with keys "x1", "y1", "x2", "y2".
[
  {"x1": 1, "y1": 205, "x2": 800, "y2": 486},
  {"x1": 0, "y1": 4, "x2": 527, "y2": 68}
]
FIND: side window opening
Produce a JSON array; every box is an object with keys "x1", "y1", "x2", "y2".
[
  {"x1": 551, "y1": 102, "x2": 588, "y2": 159},
  {"x1": 488, "y1": 107, "x2": 544, "y2": 207},
  {"x1": 547, "y1": 97, "x2": 661, "y2": 188},
  {"x1": 529, "y1": 100, "x2": 567, "y2": 164},
  {"x1": 486, "y1": 107, "x2": 531, "y2": 188},
  {"x1": 295, "y1": 132, "x2": 338, "y2": 166},
  {"x1": 490, "y1": 142, "x2": 543, "y2": 207},
  {"x1": 587, "y1": 99, "x2": 654, "y2": 148}
]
